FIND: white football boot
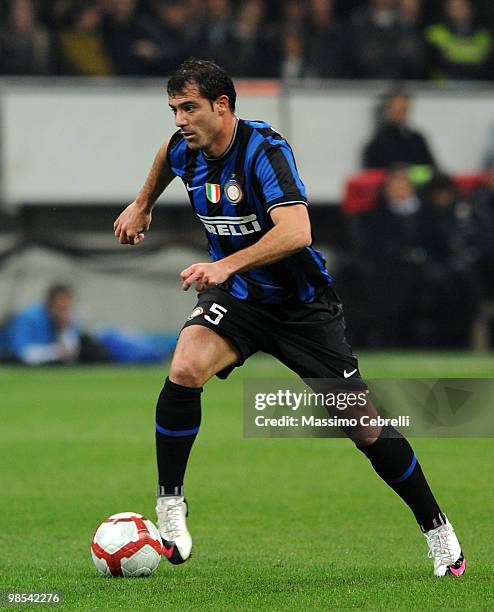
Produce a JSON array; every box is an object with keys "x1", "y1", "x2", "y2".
[
  {"x1": 424, "y1": 517, "x2": 466, "y2": 576},
  {"x1": 156, "y1": 496, "x2": 192, "y2": 565}
]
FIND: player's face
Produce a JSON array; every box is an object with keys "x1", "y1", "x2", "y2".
[{"x1": 168, "y1": 85, "x2": 223, "y2": 153}]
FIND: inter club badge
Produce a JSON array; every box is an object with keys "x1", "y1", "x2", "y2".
[
  {"x1": 205, "y1": 183, "x2": 221, "y2": 203},
  {"x1": 224, "y1": 180, "x2": 243, "y2": 204}
]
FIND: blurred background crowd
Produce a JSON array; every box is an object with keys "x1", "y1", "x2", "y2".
[
  {"x1": 1, "y1": 0, "x2": 494, "y2": 363},
  {"x1": 343, "y1": 90, "x2": 494, "y2": 349},
  {"x1": 2, "y1": 0, "x2": 494, "y2": 81}
]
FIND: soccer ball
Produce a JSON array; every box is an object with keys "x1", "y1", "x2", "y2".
[{"x1": 91, "y1": 512, "x2": 163, "y2": 577}]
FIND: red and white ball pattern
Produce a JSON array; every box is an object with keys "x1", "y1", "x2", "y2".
[{"x1": 91, "y1": 512, "x2": 163, "y2": 577}]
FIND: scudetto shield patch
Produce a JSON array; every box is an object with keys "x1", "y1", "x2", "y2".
[{"x1": 205, "y1": 183, "x2": 221, "y2": 203}]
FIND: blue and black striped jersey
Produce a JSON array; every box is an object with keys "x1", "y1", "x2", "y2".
[{"x1": 167, "y1": 118, "x2": 332, "y2": 304}]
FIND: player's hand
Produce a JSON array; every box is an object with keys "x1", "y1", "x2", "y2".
[
  {"x1": 113, "y1": 201, "x2": 152, "y2": 245},
  {"x1": 180, "y1": 262, "x2": 231, "y2": 292}
]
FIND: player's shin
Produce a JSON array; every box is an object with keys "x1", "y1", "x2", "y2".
[
  {"x1": 358, "y1": 425, "x2": 445, "y2": 532},
  {"x1": 154, "y1": 377, "x2": 201, "y2": 564},
  {"x1": 155, "y1": 377, "x2": 202, "y2": 496}
]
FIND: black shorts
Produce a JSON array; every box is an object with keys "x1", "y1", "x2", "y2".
[{"x1": 181, "y1": 285, "x2": 365, "y2": 388}]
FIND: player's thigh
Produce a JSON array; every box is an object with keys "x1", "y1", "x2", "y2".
[
  {"x1": 169, "y1": 324, "x2": 240, "y2": 387},
  {"x1": 269, "y1": 292, "x2": 360, "y2": 382},
  {"x1": 268, "y1": 290, "x2": 381, "y2": 443}
]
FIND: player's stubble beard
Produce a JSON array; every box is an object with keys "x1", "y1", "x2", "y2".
[
  {"x1": 185, "y1": 118, "x2": 220, "y2": 155},
  {"x1": 186, "y1": 132, "x2": 215, "y2": 154}
]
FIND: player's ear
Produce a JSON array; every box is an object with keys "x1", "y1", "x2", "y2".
[{"x1": 215, "y1": 95, "x2": 230, "y2": 115}]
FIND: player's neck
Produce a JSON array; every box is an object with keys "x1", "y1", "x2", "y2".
[{"x1": 204, "y1": 115, "x2": 238, "y2": 159}]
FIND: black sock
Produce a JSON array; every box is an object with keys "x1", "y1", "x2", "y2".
[
  {"x1": 359, "y1": 426, "x2": 445, "y2": 532},
  {"x1": 155, "y1": 377, "x2": 202, "y2": 495}
]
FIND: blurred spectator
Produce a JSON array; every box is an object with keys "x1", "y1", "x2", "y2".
[
  {"x1": 278, "y1": 0, "x2": 306, "y2": 79},
  {"x1": 362, "y1": 91, "x2": 437, "y2": 170},
  {"x1": 4, "y1": 285, "x2": 109, "y2": 365},
  {"x1": 197, "y1": 0, "x2": 237, "y2": 74},
  {"x1": 303, "y1": 0, "x2": 347, "y2": 78},
  {"x1": 0, "y1": 0, "x2": 52, "y2": 75},
  {"x1": 396, "y1": 0, "x2": 427, "y2": 79},
  {"x1": 282, "y1": 0, "x2": 307, "y2": 34},
  {"x1": 57, "y1": 2, "x2": 113, "y2": 76},
  {"x1": 44, "y1": 0, "x2": 73, "y2": 29},
  {"x1": 424, "y1": 0, "x2": 493, "y2": 81},
  {"x1": 280, "y1": 27, "x2": 304, "y2": 80},
  {"x1": 470, "y1": 164, "x2": 494, "y2": 297},
  {"x1": 419, "y1": 173, "x2": 481, "y2": 346},
  {"x1": 421, "y1": 173, "x2": 477, "y2": 259},
  {"x1": 100, "y1": 0, "x2": 162, "y2": 76},
  {"x1": 186, "y1": 0, "x2": 206, "y2": 21},
  {"x1": 0, "y1": 0, "x2": 493, "y2": 81},
  {"x1": 233, "y1": 0, "x2": 279, "y2": 77},
  {"x1": 355, "y1": 168, "x2": 480, "y2": 347},
  {"x1": 355, "y1": 168, "x2": 427, "y2": 346},
  {"x1": 150, "y1": 0, "x2": 200, "y2": 76},
  {"x1": 348, "y1": 0, "x2": 404, "y2": 79}
]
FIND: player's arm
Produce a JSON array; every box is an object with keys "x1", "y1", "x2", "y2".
[
  {"x1": 181, "y1": 204, "x2": 311, "y2": 291},
  {"x1": 114, "y1": 140, "x2": 175, "y2": 245},
  {"x1": 221, "y1": 204, "x2": 311, "y2": 271}
]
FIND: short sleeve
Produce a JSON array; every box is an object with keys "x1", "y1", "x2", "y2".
[
  {"x1": 166, "y1": 130, "x2": 186, "y2": 177},
  {"x1": 253, "y1": 141, "x2": 308, "y2": 214}
]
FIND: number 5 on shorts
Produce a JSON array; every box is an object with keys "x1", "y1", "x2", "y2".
[{"x1": 205, "y1": 303, "x2": 228, "y2": 326}]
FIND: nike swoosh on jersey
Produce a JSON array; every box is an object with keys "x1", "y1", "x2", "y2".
[
  {"x1": 186, "y1": 183, "x2": 203, "y2": 191},
  {"x1": 343, "y1": 369, "x2": 357, "y2": 378}
]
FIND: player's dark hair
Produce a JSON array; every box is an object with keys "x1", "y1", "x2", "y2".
[{"x1": 167, "y1": 58, "x2": 236, "y2": 112}]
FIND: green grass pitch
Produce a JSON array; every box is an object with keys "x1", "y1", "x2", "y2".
[{"x1": 1, "y1": 353, "x2": 493, "y2": 610}]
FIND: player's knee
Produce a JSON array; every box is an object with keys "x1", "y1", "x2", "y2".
[
  {"x1": 343, "y1": 420, "x2": 382, "y2": 447},
  {"x1": 353, "y1": 433, "x2": 379, "y2": 447},
  {"x1": 169, "y1": 359, "x2": 207, "y2": 388}
]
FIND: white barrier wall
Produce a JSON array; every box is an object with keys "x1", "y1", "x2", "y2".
[
  {"x1": 1, "y1": 83, "x2": 281, "y2": 208},
  {"x1": 0, "y1": 244, "x2": 202, "y2": 332},
  {"x1": 2, "y1": 81, "x2": 494, "y2": 207}
]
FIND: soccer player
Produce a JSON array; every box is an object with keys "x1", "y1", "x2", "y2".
[{"x1": 113, "y1": 59, "x2": 466, "y2": 577}]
